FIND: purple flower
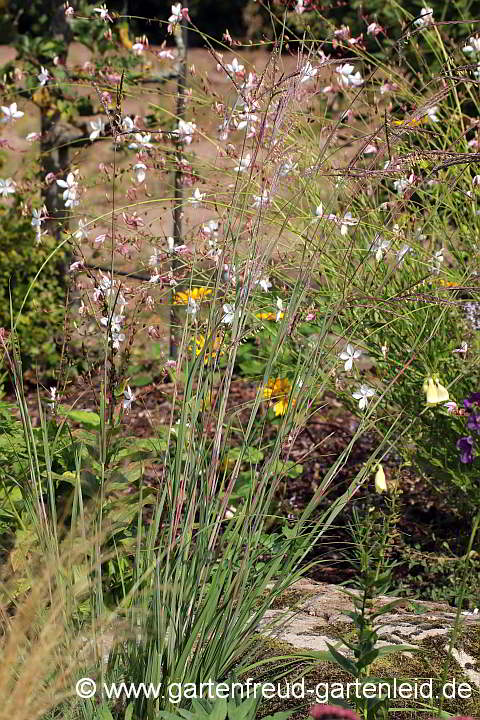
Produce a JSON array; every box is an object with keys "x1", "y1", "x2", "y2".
[
  {"x1": 467, "y1": 413, "x2": 480, "y2": 434},
  {"x1": 457, "y1": 435, "x2": 475, "y2": 464},
  {"x1": 464, "y1": 392, "x2": 480, "y2": 409}
]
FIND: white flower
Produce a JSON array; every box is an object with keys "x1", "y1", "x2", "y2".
[
  {"x1": 186, "y1": 297, "x2": 198, "y2": 316},
  {"x1": 314, "y1": 204, "x2": 338, "y2": 224},
  {"x1": 74, "y1": 218, "x2": 89, "y2": 241},
  {"x1": 189, "y1": 187, "x2": 204, "y2": 205},
  {"x1": 339, "y1": 212, "x2": 358, "y2": 236},
  {"x1": 111, "y1": 331, "x2": 126, "y2": 349},
  {"x1": 122, "y1": 116, "x2": 136, "y2": 132},
  {"x1": 444, "y1": 401, "x2": 458, "y2": 414},
  {"x1": 133, "y1": 162, "x2": 147, "y2": 183},
  {"x1": 168, "y1": 3, "x2": 188, "y2": 32},
  {"x1": 26, "y1": 132, "x2": 41, "y2": 142},
  {"x1": 294, "y1": 0, "x2": 305, "y2": 13},
  {"x1": 149, "y1": 247, "x2": 161, "y2": 266},
  {"x1": 370, "y1": 235, "x2": 390, "y2": 261},
  {"x1": 414, "y1": 7, "x2": 434, "y2": 26},
  {"x1": 226, "y1": 57, "x2": 244, "y2": 75},
  {"x1": 57, "y1": 171, "x2": 78, "y2": 197},
  {"x1": 64, "y1": 4, "x2": 74, "y2": 15},
  {"x1": 47, "y1": 386, "x2": 57, "y2": 410},
  {"x1": 222, "y1": 303, "x2": 235, "y2": 324},
  {"x1": 31, "y1": 207, "x2": 45, "y2": 228},
  {"x1": 242, "y1": 71, "x2": 257, "y2": 91},
  {"x1": 123, "y1": 385, "x2": 135, "y2": 411},
  {"x1": 128, "y1": 132, "x2": 152, "y2": 149},
  {"x1": 396, "y1": 243, "x2": 412, "y2": 266},
  {"x1": 299, "y1": 61, "x2": 317, "y2": 83},
  {"x1": 336, "y1": 63, "x2": 354, "y2": 83},
  {"x1": 223, "y1": 263, "x2": 237, "y2": 285},
  {"x1": 31, "y1": 206, "x2": 47, "y2": 243},
  {"x1": 37, "y1": 66, "x2": 49, "y2": 86},
  {"x1": 158, "y1": 48, "x2": 175, "y2": 59},
  {"x1": 363, "y1": 144, "x2": 377, "y2": 155},
  {"x1": 101, "y1": 313, "x2": 124, "y2": 334},
  {"x1": 463, "y1": 35, "x2": 480, "y2": 54},
  {"x1": 57, "y1": 171, "x2": 79, "y2": 208},
  {"x1": 93, "y1": 4, "x2": 112, "y2": 21},
  {"x1": 174, "y1": 119, "x2": 196, "y2": 144},
  {"x1": 427, "y1": 105, "x2": 439, "y2": 122},
  {"x1": 339, "y1": 343, "x2": 361, "y2": 371},
  {"x1": 65, "y1": 194, "x2": 79, "y2": 209},
  {"x1": 89, "y1": 118, "x2": 105, "y2": 141},
  {"x1": 393, "y1": 175, "x2": 414, "y2": 194},
  {"x1": 236, "y1": 104, "x2": 258, "y2": 130},
  {"x1": 1, "y1": 102, "x2": 23, "y2": 122},
  {"x1": 0, "y1": 178, "x2": 16, "y2": 197},
  {"x1": 278, "y1": 158, "x2": 297, "y2": 176},
  {"x1": 258, "y1": 277, "x2": 272, "y2": 292},
  {"x1": 336, "y1": 64, "x2": 363, "y2": 87},
  {"x1": 202, "y1": 219, "x2": 219, "y2": 237},
  {"x1": 101, "y1": 312, "x2": 126, "y2": 348},
  {"x1": 430, "y1": 248, "x2": 444, "y2": 274},
  {"x1": 69, "y1": 260, "x2": 84, "y2": 273},
  {"x1": 234, "y1": 153, "x2": 251, "y2": 173},
  {"x1": 352, "y1": 384, "x2": 376, "y2": 410},
  {"x1": 276, "y1": 296, "x2": 284, "y2": 322},
  {"x1": 453, "y1": 341, "x2": 468, "y2": 354},
  {"x1": 348, "y1": 71, "x2": 364, "y2": 87},
  {"x1": 169, "y1": 3, "x2": 182, "y2": 22},
  {"x1": 367, "y1": 22, "x2": 382, "y2": 35},
  {"x1": 132, "y1": 42, "x2": 145, "y2": 55},
  {"x1": 252, "y1": 189, "x2": 270, "y2": 209}
]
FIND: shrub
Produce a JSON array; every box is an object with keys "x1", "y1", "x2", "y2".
[{"x1": 0, "y1": 204, "x2": 68, "y2": 370}]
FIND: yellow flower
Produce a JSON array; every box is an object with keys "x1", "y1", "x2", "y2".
[
  {"x1": 174, "y1": 287, "x2": 213, "y2": 305},
  {"x1": 437, "y1": 279, "x2": 459, "y2": 288},
  {"x1": 256, "y1": 311, "x2": 285, "y2": 321},
  {"x1": 273, "y1": 397, "x2": 289, "y2": 416},
  {"x1": 263, "y1": 378, "x2": 294, "y2": 416},
  {"x1": 190, "y1": 334, "x2": 224, "y2": 364},
  {"x1": 423, "y1": 375, "x2": 449, "y2": 405},
  {"x1": 392, "y1": 116, "x2": 426, "y2": 127},
  {"x1": 374, "y1": 463, "x2": 387, "y2": 493}
]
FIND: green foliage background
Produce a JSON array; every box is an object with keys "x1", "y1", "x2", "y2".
[{"x1": 0, "y1": 205, "x2": 68, "y2": 369}]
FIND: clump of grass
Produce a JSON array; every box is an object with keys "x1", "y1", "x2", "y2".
[{"x1": 1, "y1": 4, "x2": 480, "y2": 720}]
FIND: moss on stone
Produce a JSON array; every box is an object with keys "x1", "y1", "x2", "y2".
[{"x1": 235, "y1": 624, "x2": 480, "y2": 720}]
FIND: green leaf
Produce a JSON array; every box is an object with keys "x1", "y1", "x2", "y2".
[
  {"x1": 271, "y1": 460, "x2": 303, "y2": 478},
  {"x1": 58, "y1": 406, "x2": 101, "y2": 429},
  {"x1": 325, "y1": 642, "x2": 357, "y2": 676},
  {"x1": 374, "y1": 643, "x2": 421, "y2": 656},
  {"x1": 95, "y1": 705, "x2": 115, "y2": 720}
]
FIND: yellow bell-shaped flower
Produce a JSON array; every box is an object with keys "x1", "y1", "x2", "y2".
[
  {"x1": 374, "y1": 463, "x2": 387, "y2": 493},
  {"x1": 423, "y1": 376, "x2": 449, "y2": 405},
  {"x1": 435, "y1": 380, "x2": 449, "y2": 403}
]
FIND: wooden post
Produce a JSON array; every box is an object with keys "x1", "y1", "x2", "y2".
[
  {"x1": 41, "y1": 2, "x2": 74, "y2": 234},
  {"x1": 169, "y1": 20, "x2": 188, "y2": 361}
]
